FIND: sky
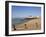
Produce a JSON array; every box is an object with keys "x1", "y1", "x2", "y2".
[{"x1": 12, "y1": 6, "x2": 41, "y2": 18}]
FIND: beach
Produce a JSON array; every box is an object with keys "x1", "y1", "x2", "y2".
[{"x1": 12, "y1": 17, "x2": 41, "y2": 31}]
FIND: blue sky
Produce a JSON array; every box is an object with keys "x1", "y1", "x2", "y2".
[{"x1": 12, "y1": 6, "x2": 41, "y2": 18}]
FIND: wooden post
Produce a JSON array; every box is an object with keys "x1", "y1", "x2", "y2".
[
  {"x1": 25, "y1": 24, "x2": 27, "y2": 29},
  {"x1": 35, "y1": 22, "x2": 38, "y2": 29},
  {"x1": 13, "y1": 24, "x2": 16, "y2": 30}
]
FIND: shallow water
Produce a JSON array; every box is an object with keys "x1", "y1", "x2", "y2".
[{"x1": 12, "y1": 18, "x2": 31, "y2": 25}]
